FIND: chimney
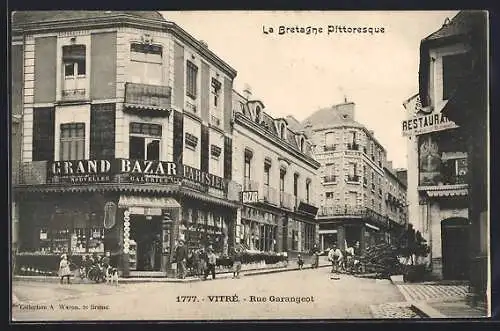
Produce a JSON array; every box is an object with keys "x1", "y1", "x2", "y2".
[
  {"x1": 388, "y1": 161, "x2": 393, "y2": 170},
  {"x1": 243, "y1": 84, "x2": 252, "y2": 100},
  {"x1": 335, "y1": 102, "x2": 355, "y2": 121},
  {"x1": 369, "y1": 130, "x2": 374, "y2": 136},
  {"x1": 199, "y1": 40, "x2": 208, "y2": 48}
]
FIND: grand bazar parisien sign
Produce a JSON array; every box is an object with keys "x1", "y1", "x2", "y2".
[{"x1": 49, "y1": 159, "x2": 227, "y2": 191}]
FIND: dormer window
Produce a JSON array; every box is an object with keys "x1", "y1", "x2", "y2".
[
  {"x1": 255, "y1": 106, "x2": 261, "y2": 123},
  {"x1": 280, "y1": 122, "x2": 286, "y2": 139}
]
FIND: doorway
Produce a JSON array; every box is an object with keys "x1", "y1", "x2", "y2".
[
  {"x1": 441, "y1": 217, "x2": 469, "y2": 280},
  {"x1": 130, "y1": 215, "x2": 162, "y2": 271}
]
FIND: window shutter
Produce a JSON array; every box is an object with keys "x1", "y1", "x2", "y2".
[
  {"x1": 200, "y1": 124, "x2": 209, "y2": 172},
  {"x1": 90, "y1": 103, "x2": 115, "y2": 159},
  {"x1": 173, "y1": 110, "x2": 184, "y2": 165},
  {"x1": 224, "y1": 137, "x2": 232, "y2": 180},
  {"x1": 32, "y1": 107, "x2": 55, "y2": 161}
]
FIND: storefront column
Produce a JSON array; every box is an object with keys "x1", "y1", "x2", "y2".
[
  {"x1": 276, "y1": 215, "x2": 284, "y2": 252},
  {"x1": 337, "y1": 225, "x2": 346, "y2": 251},
  {"x1": 235, "y1": 208, "x2": 241, "y2": 244},
  {"x1": 121, "y1": 209, "x2": 131, "y2": 278},
  {"x1": 360, "y1": 226, "x2": 367, "y2": 254}
]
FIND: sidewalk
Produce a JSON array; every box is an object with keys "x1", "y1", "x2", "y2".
[
  {"x1": 13, "y1": 260, "x2": 330, "y2": 284},
  {"x1": 389, "y1": 277, "x2": 488, "y2": 318}
]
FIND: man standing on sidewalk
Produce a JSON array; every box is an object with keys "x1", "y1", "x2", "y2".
[
  {"x1": 175, "y1": 239, "x2": 188, "y2": 279},
  {"x1": 204, "y1": 248, "x2": 217, "y2": 280}
]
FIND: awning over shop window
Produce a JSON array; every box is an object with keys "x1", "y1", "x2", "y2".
[
  {"x1": 118, "y1": 195, "x2": 181, "y2": 209},
  {"x1": 365, "y1": 223, "x2": 380, "y2": 231}
]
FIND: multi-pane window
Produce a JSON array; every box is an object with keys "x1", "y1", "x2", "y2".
[
  {"x1": 129, "y1": 122, "x2": 162, "y2": 160},
  {"x1": 63, "y1": 45, "x2": 86, "y2": 77},
  {"x1": 211, "y1": 78, "x2": 222, "y2": 126},
  {"x1": 348, "y1": 162, "x2": 357, "y2": 181},
  {"x1": 62, "y1": 45, "x2": 86, "y2": 98},
  {"x1": 129, "y1": 43, "x2": 163, "y2": 85},
  {"x1": 293, "y1": 173, "x2": 299, "y2": 207},
  {"x1": 442, "y1": 53, "x2": 470, "y2": 100},
  {"x1": 186, "y1": 60, "x2": 198, "y2": 98},
  {"x1": 324, "y1": 163, "x2": 336, "y2": 182},
  {"x1": 60, "y1": 123, "x2": 85, "y2": 161},
  {"x1": 244, "y1": 151, "x2": 252, "y2": 189},
  {"x1": 264, "y1": 163, "x2": 270, "y2": 187},
  {"x1": 306, "y1": 180, "x2": 311, "y2": 203},
  {"x1": 325, "y1": 132, "x2": 335, "y2": 151},
  {"x1": 279, "y1": 170, "x2": 286, "y2": 201}
]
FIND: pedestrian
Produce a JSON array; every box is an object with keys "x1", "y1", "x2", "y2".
[
  {"x1": 331, "y1": 245, "x2": 343, "y2": 273},
  {"x1": 175, "y1": 239, "x2": 188, "y2": 279},
  {"x1": 297, "y1": 254, "x2": 304, "y2": 270},
  {"x1": 191, "y1": 248, "x2": 200, "y2": 277},
  {"x1": 204, "y1": 247, "x2": 217, "y2": 280},
  {"x1": 232, "y1": 247, "x2": 242, "y2": 278},
  {"x1": 59, "y1": 254, "x2": 72, "y2": 284},
  {"x1": 198, "y1": 247, "x2": 208, "y2": 278},
  {"x1": 328, "y1": 247, "x2": 336, "y2": 273},
  {"x1": 311, "y1": 244, "x2": 320, "y2": 268}
]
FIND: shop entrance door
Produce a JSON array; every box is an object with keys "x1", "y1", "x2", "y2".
[
  {"x1": 131, "y1": 216, "x2": 162, "y2": 271},
  {"x1": 441, "y1": 217, "x2": 469, "y2": 280}
]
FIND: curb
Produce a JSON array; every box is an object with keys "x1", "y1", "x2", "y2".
[
  {"x1": 13, "y1": 264, "x2": 330, "y2": 284},
  {"x1": 411, "y1": 301, "x2": 447, "y2": 319}
]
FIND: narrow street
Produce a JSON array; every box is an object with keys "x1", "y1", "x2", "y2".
[{"x1": 12, "y1": 268, "x2": 406, "y2": 321}]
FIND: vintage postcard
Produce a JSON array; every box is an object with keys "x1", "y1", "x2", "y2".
[{"x1": 10, "y1": 10, "x2": 490, "y2": 321}]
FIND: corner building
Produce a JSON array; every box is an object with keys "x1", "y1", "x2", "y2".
[
  {"x1": 300, "y1": 102, "x2": 408, "y2": 252},
  {"x1": 231, "y1": 91, "x2": 320, "y2": 254},
  {"x1": 12, "y1": 11, "x2": 242, "y2": 277}
]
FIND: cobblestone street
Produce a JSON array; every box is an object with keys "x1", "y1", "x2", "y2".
[{"x1": 12, "y1": 268, "x2": 406, "y2": 321}]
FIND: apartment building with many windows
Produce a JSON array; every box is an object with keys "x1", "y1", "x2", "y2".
[
  {"x1": 232, "y1": 89, "x2": 320, "y2": 254},
  {"x1": 11, "y1": 11, "x2": 242, "y2": 278},
  {"x1": 300, "y1": 102, "x2": 407, "y2": 252}
]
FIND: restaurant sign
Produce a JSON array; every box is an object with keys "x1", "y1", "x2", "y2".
[
  {"x1": 48, "y1": 159, "x2": 227, "y2": 191},
  {"x1": 401, "y1": 112, "x2": 458, "y2": 137}
]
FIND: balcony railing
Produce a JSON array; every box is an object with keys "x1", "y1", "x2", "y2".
[
  {"x1": 210, "y1": 115, "x2": 221, "y2": 127},
  {"x1": 185, "y1": 100, "x2": 197, "y2": 113},
  {"x1": 124, "y1": 83, "x2": 171, "y2": 111},
  {"x1": 347, "y1": 175, "x2": 360, "y2": 183},
  {"x1": 263, "y1": 185, "x2": 278, "y2": 205},
  {"x1": 62, "y1": 89, "x2": 86, "y2": 101},
  {"x1": 280, "y1": 192, "x2": 294, "y2": 210},
  {"x1": 347, "y1": 143, "x2": 359, "y2": 151},
  {"x1": 324, "y1": 145, "x2": 336, "y2": 152},
  {"x1": 244, "y1": 180, "x2": 259, "y2": 191},
  {"x1": 323, "y1": 175, "x2": 337, "y2": 183},
  {"x1": 15, "y1": 161, "x2": 48, "y2": 185},
  {"x1": 318, "y1": 205, "x2": 386, "y2": 224}
]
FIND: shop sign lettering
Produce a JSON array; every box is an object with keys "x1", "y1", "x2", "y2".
[
  {"x1": 47, "y1": 159, "x2": 227, "y2": 192},
  {"x1": 401, "y1": 112, "x2": 458, "y2": 137},
  {"x1": 242, "y1": 191, "x2": 259, "y2": 204}
]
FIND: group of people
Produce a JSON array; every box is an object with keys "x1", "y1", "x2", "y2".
[
  {"x1": 58, "y1": 252, "x2": 114, "y2": 284},
  {"x1": 173, "y1": 239, "x2": 243, "y2": 280},
  {"x1": 327, "y1": 241, "x2": 362, "y2": 274}
]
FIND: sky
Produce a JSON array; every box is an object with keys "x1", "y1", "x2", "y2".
[{"x1": 161, "y1": 11, "x2": 459, "y2": 169}]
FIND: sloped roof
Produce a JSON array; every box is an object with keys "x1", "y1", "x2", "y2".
[
  {"x1": 12, "y1": 10, "x2": 166, "y2": 25},
  {"x1": 285, "y1": 115, "x2": 302, "y2": 132},
  {"x1": 423, "y1": 10, "x2": 485, "y2": 43},
  {"x1": 301, "y1": 106, "x2": 364, "y2": 131}
]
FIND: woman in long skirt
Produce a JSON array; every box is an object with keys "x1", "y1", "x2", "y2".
[{"x1": 59, "y1": 254, "x2": 72, "y2": 284}]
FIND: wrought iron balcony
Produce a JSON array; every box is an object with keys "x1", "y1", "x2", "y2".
[
  {"x1": 323, "y1": 175, "x2": 337, "y2": 183},
  {"x1": 62, "y1": 88, "x2": 86, "y2": 101},
  {"x1": 210, "y1": 115, "x2": 221, "y2": 127},
  {"x1": 280, "y1": 192, "x2": 294, "y2": 209},
  {"x1": 347, "y1": 175, "x2": 360, "y2": 183},
  {"x1": 263, "y1": 185, "x2": 278, "y2": 205},
  {"x1": 244, "y1": 180, "x2": 259, "y2": 191},
  {"x1": 347, "y1": 143, "x2": 359, "y2": 151},
  {"x1": 124, "y1": 82, "x2": 171, "y2": 112},
  {"x1": 324, "y1": 145, "x2": 336, "y2": 152},
  {"x1": 14, "y1": 161, "x2": 48, "y2": 185}
]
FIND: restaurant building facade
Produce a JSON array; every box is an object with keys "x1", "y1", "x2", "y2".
[{"x1": 12, "y1": 11, "x2": 242, "y2": 277}]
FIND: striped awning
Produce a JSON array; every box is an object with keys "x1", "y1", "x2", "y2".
[
  {"x1": 180, "y1": 187, "x2": 241, "y2": 208},
  {"x1": 118, "y1": 195, "x2": 181, "y2": 209}
]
